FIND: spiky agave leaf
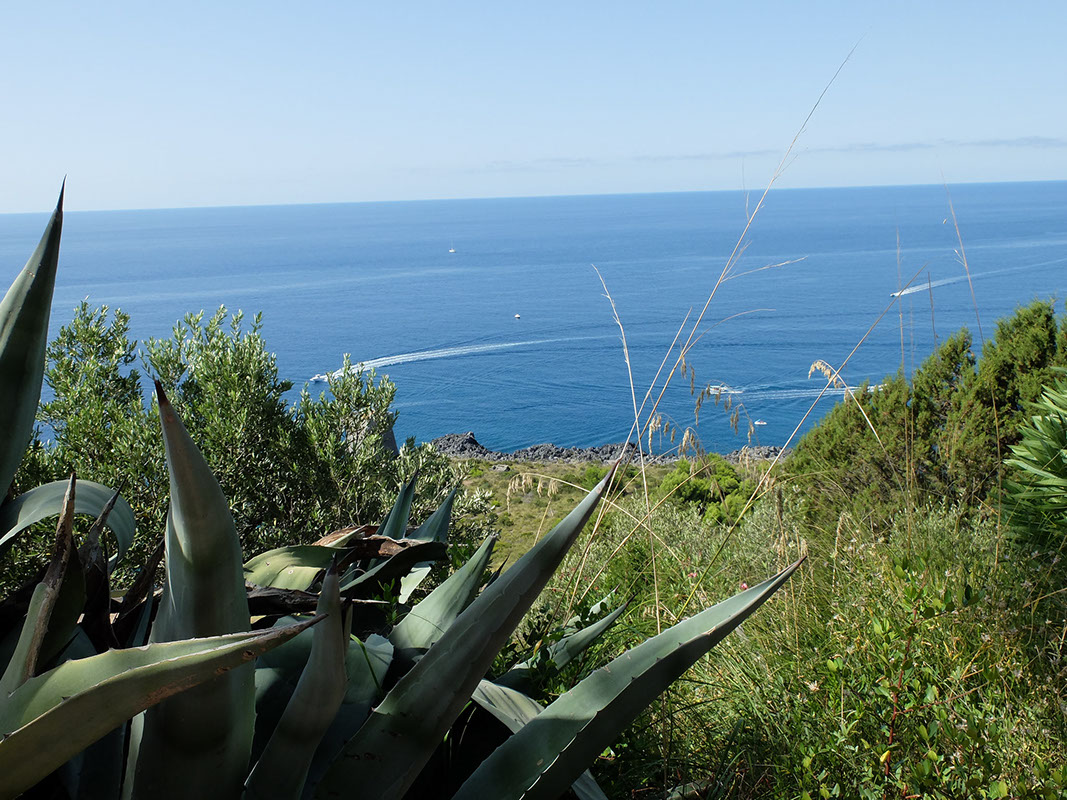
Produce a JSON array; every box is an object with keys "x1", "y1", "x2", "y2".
[
  {"x1": 302, "y1": 632, "x2": 393, "y2": 792},
  {"x1": 315, "y1": 467, "x2": 616, "y2": 800},
  {"x1": 0, "y1": 619, "x2": 319, "y2": 800},
  {"x1": 124, "y1": 384, "x2": 255, "y2": 800},
  {"x1": 388, "y1": 534, "x2": 496, "y2": 661},
  {"x1": 50, "y1": 629, "x2": 125, "y2": 800},
  {"x1": 0, "y1": 476, "x2": 78, "y2": 697},
  {"x1": 339, "y1": 540, "x2": 446, "y2": 596},
  {"x1": 398, "y1": 486, "x2": 457, "y2": 602},
  {"x1": 252, "y1": 624, "x2": 393, "y2": 796},
  {"x1": 0, "y1": 185, "x2": 63, "y2": 499},
  {"x1": 470, "y1": 680, "x2": 607, "y2": 800},
  {"x1": 496, "y1": 598, "x2": 629, "y2": 692},
  {"x1": 452, "y1": 557, "x2": 805, "y2": 800},
  {"x1": 245, "y1": 566, "x2": 347, "y2": 800},
  {"x1": 245, "y1": 545, "x2": 340, "y2": 590},
  {"x1": 79, "y1": 489, "x2": 123, "y2": 652},
  {"x1": 0, "y1": 479, "x2": 136, "y2": 567},
  {"x1": 244, "y1": 536, "x2": 441, "y2": 592},
  {"x1": 377, "y1": 471, "x2": 418, "y2": 541}
]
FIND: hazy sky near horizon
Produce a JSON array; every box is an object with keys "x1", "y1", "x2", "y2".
[{"x1": 2, "y1": 2, "x2": 1065, "y2": 213}]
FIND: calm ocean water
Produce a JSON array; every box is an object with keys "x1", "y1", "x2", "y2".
[{"x1": 2, "y1": 183, "x2": 1065, "y2": 453}]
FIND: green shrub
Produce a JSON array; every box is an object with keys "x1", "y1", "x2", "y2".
[
  {"x1": 656, "y1": 455, "x2": 756, "y2": 526},
  {"x1": 6, "y1": 303, "x2": 492, "y2": 592},
  {"x1": 788, "y1": 300, "x2": 1067, "y2": 533}
]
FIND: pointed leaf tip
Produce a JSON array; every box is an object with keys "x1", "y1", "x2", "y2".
[
  {"x1": 57, "y1": 179, "x2": 65, "y2": 210},
  {"x1": 598, "y1": 460, "x2": 619, "y2": 493},
  {"x1": 154, "y1": 379, "x2": 170, "y2": 407}
]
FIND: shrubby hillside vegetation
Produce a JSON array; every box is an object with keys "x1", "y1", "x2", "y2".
[
  {"x1": 5, "y1": 287, "x2": 1066, "y2": 798},
  {"x1": 5, "y1": 302, "x2": 492, "y2": 592}
]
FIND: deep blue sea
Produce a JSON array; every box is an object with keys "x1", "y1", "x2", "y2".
[{"x1": 2, "y1": 183, "x2": 1065, "y2": 453}]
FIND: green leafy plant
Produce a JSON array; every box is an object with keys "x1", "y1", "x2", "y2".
[
  {"x1": 0, "y1": 192, "x2": 318, "y2": 800},
  {"x1": 656, "y1": 455, "x2": 756, "y2": 525},
  {"x1": 1004, "y1": 369, "x2": 1067, "y2": 546},
  {"x1": 788, "y1": 301, "x2": 1067, "y2": 533},
  {"x1": 20, "y1": 301, "x2": 488, "y2": 569}
]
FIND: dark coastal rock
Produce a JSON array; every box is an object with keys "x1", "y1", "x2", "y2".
[
  {"x1": 723, "y1": 445, "x2": 788, "y2": 464},
  {"x1": 430, "y1": 431, "x2": 494, "y2": 459},
  {"x1": 430, "y1": 432, "x2": 788, "y2": 466},
  {"x1": 430, "y1": 434, "x2": 670, "y2": 464}
]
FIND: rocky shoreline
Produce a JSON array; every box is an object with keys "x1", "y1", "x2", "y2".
[{"x1": 429, "y1": 431, "x2": 787, "y2": 465}]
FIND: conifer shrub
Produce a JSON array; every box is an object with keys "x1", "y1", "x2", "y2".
[{"x1": 788, "y1": 300, "x2": 1067, "y2": 532}]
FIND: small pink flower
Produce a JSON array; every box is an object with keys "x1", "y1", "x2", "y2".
[
  {"x1": 740, "y1": 582, "x2": 748, "y2": 590},
  {"x1": 687, "y1": 572, "x2": 697, "y2": 578}
]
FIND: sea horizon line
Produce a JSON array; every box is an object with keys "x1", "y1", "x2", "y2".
[{"x1": 3, "y1": 177, "x2": 1065, "y2": 217}]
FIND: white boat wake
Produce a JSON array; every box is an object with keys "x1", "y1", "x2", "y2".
[
  {"x1": 743, "y1": 386, "x2": 855, "y2": 401},
  {"x1": 891, "y1": 255, "x2": 1067, "y2": 297},
  {"x1": 311, "y1": 336, "x2": 598, "y2": 381}
]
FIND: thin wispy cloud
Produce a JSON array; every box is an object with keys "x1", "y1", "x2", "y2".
[
  {"x1": 807, "y1": 136, "x2": 1067, "y2": 154},
  {"x1": 464, "y1": 136, "x2": 1067, "y2": 174}
]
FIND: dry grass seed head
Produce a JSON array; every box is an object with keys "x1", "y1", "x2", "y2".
[{"x1": 809, "y1": 359, "x2": 847, "y2": 391}]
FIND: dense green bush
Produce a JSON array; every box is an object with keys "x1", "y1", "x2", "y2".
[
  {"x1": 6, "y1": 302, "x2": 492, "y2": 591},
  {"x1": 656, "y1": 455, "x2": 758, "y2": 525},
  {"x1": 732, "y1": 501, "x2": 1066, "y2": 799},
  {"x1": 788, "y1": 300, "x2": 1067, "y2": 532}
]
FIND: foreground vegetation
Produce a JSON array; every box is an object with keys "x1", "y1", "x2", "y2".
[
  {"x1": 3, "y1": 193, "x2": 1065, "y2": 798},
  {"x1": 509, "y1": 300, "x2": 1067, "y2": 798},
  {"x1": 1, "y1": 197, "x2": 798, "y2": 799},
  {"x1": 378, "y1": 292, "x2": 1067, "y2": 797}
]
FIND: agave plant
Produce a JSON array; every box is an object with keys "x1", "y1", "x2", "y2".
[
  {"x1": 1004, "y1": 369, "x2": 1067, "y2": 546},
  {"x1": 0, "y1": 192, "x2": 321, "y2": 800},
  {"x1": 1, "y1": 187, "x2": 803, "y2": 800}
]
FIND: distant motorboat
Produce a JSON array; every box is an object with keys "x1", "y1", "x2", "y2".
[
  {"x1": 708, "y1": 383, "x2": 741, "y2": 394},
  {"x1": 753, "y1": 419, "x2": 767, "y2": 426},
  {"x1": 310, "y1": 374, "x2": 327, "y2": 383},
  {"x1": 514, "y1": 314, "x2": 521, "y2": 319}
]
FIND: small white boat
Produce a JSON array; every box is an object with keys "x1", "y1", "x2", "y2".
[
  {"x1": 753, "y1": 419, "x2": 767, "y2": 426},
  {"x1": 514, "y1": 314, "x2": 521, "y2": 319},
  {"x1": 708, "y1": 383, "x2": 740, "y2": 394},
  {"x1": 448, "y1": 241, "x2": 456, "y2": 253}
]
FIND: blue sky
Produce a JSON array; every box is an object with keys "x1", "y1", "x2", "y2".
[{"x1": 2, "y1": 2, "x2": 1064, "y2": 212}]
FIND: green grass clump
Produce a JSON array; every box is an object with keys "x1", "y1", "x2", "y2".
[
  {"x1": 461, "y1": 460, "x2": 670, "y2": 567},
  {"x1": 534, "y1": 487, "x2": 1067, "y2": 798}
]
